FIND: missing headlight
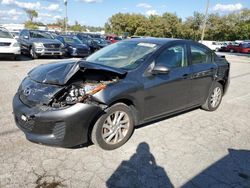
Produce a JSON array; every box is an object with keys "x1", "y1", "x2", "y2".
[{"x1": 51, "y1": 79, "x2": 117, "y2": 108}]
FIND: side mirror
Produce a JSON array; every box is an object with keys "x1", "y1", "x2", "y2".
[{"x1": 151, "y1": 65, "x2": 170, "y2": 75}]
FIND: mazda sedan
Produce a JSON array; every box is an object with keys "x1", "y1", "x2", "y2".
[{"x1": 13, "y1": 38, "x2": 230, "y2": 150}]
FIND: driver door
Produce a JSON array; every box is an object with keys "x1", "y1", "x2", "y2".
[{"x1": 143, "y1": 43, "x2": 192, "y2": 120}]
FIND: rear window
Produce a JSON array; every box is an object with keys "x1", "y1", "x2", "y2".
[{"x1": 191, "y1": 45, "x2": 211, "y2": 64}]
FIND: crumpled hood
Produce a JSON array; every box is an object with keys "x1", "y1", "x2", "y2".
[
  {"x1": 19, "y1": 77, "x2": 64, "y2": 106},
  {"x1": 28, "y1": 60, "x2": 126, "y2": 86}
]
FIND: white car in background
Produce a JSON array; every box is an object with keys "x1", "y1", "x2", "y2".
[
  {"x1": 0, "y1": 27, "x2": 20, "y2": 59},
  {"x1": 199, "y1": 40, "x2": 224, "y2": 52}
]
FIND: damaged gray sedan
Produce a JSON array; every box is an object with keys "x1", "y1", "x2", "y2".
[{"x1": 13, "y1": 38, "x2": 230, "y2": 150}]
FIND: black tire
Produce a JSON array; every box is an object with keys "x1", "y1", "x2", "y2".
[
  {"x1": 230, "y1": 49, "x2": 234, "y2": 53},
  {"x1": 202, "y1": 82, "x2": 223, "y2": 111},
  {"x1": 14, "y1": 55, "x2": 20, "y2": 61},
  {"x1": 30, "y1": 47, "x2": 38, "y2": 59},
  {"x1": 91, "y1": 103, "x2": 134, "y2": 150}
]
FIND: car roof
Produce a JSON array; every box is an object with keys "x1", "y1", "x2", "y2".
[{"x1": 125, "y1": 38, "x2": 184, "y2": 45}]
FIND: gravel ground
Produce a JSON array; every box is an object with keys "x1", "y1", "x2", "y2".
[{"x1": 0, "y1": 54, "x2": 250, "y2": 188}]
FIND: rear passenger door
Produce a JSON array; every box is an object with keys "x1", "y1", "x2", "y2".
[{"x1": 189, "y1": 43, "x2": 217, "y2": 105}]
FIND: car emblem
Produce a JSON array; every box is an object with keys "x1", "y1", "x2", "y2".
[
  {"x1": 23, "y1": 87, "x2": 31, "y2": 96},
  {"x1": 51, "y1": 45, "x2": 55, "y2": 48}
]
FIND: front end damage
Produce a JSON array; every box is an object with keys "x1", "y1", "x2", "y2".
[{"x1": 12, "y1": 60, "x2": 126, "y2": 147}]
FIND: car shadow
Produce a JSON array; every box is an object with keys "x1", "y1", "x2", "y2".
[
  {"x1": 182, "y1": 149, "x2": 250, "y2": 187},
  {"x1": 106, "y1": 142, "x2": 174, "y2": 188}
]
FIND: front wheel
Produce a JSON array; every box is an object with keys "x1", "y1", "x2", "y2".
[
  {"x1": 202, "y1": 82, "x2": 223, "y2": 111},
  {"x1": 91, "y1": 103, "x2": 134, "y2": 150},
  {"x1": 30, "y1": 47, "x2": 38, "y2": 59}
]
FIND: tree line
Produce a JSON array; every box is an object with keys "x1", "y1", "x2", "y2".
[
  {"x1": 24, "y1": 9, "x2": 103, "y2": 32},
  {"x1": 104, "y1": 9, "x2": 250, "y2": 41}
]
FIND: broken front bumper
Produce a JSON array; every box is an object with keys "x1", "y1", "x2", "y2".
[{"x1": 12, "y1": 94, "x2": 103, "y2": 148}]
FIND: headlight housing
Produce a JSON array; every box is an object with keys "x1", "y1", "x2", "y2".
[
  {"x1": 52, "y1": 83, "x2": 107, "y2": 107},
  {"x1": 33, "y1": 42, "x2": 44, "y2": 48},
  {"x1": 12, "y1": 42, "x2": 20, "y2": 47}
]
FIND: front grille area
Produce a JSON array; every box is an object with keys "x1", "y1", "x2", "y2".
[
  {"x1": 0, "y1": 42, "x2": 11, "y2": 46},
  {"x1": 43, "y1": 43, "x2": 61, "y2": 48},
  {"x1": 46, "y1": 48, "x2": 60, "y2": 52},
  {"x1": 77, "y1": 48, "x2": 88, "y2": 54}
]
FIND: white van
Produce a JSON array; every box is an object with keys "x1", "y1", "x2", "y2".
[
  {"x1": 199, "y1": 40, "x2": 224, "y2": 51},
  {"x1": 0, "y1": 27, "x2": 21, "y2": 59}
]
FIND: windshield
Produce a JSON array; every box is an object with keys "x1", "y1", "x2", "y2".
[
  {"x1": 86, "y1": 41, "x2": 159, "y2": 70},
  {"x1": 30, "y1": 31, "x2": 53, "y2": 39},
  {"x1": 0, "y1": 28, "x2": 13, "y2": 38},
  {"x1": 63, "y1": 37, "x2": 82, "y2": 45}
]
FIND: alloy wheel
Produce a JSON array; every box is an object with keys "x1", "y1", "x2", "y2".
[
  {"x1": 102, "y1": 111, "x2": 130, "y2": 145},
  {"x1": 210, "y1": 87, "x2": 222, "y2": 108}
]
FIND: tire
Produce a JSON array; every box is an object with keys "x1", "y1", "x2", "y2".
[
  {"x1": 13, "y1": 55, "x2": 20, "y2": 61},
  {"x1": 202, "y1": 82, "x2": 223, "y2": 111},
  {"x1": 230, "y1": 49, "x2": 234, "y2": 53},
  {"x1": 91, "y1": 103, "x2": 134, "y2": 150},
  {"x1": 30, "y1": 47, "x2": 38, "y2": 59}
]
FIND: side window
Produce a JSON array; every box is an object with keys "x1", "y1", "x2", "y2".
[
  {"x1": 20, "y1": 30, "x2": 25, "y2": 38},
  {"x1": 22, "y1": 30, "x2": 29, "y2": 38},
  {"x1": 191, "y1": 45, "x2": 211, "y2": 64},
  {"x1": 155, "y1": 45, "x2": 187, "y2": 68},
  {"x1": 57, "y1": 37, "x2": 64, "y2": 43}
]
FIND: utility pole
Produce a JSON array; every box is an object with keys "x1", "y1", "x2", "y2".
[
  {"x1": 201, "y1": 0, "x2": 210, "y2": 42},
  {"x1": 64, "y1": 0, "x2": 68, "y2": 34}
]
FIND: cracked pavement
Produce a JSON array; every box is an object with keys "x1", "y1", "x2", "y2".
[{"x1": 0, "y1": 54, "x2": 250, "y2": 188}]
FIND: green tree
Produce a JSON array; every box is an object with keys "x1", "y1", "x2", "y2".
[
  {"x1": 182, "y1": 12, "x2": 205, "y2": 40},
  {"x1": 24, "y1": 21, "x2": 38, "y2": 29},
  {"x1": 70, "y1": 21, "x2": 84, "y2": 32},
  {"x1": 162, "y1": 12, "x2": 182, "y2": 38},
  {"x1": 25, "y1": 9, "x2": 38, "y2": 22}
]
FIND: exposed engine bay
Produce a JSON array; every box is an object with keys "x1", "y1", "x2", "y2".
[{"x1": 50, "y1": 69, "x2": 119, "y2": 108}]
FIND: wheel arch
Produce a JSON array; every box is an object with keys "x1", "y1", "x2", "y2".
[{"x1": 87, "y1": 97, "x2": 140, "y2": 143}]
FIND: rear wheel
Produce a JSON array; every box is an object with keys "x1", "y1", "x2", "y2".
[
  {"x1": 91, "y1": 103, "x2": 134, "y2": 150},
  {"x1": 202, "y1": 82, "x2": 223, "y2": 111}
]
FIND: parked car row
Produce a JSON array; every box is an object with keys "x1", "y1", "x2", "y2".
[
  {"x1": 220, "y1": 43, "x2": 250, "y2": 53},
  {"x1": 200, "y1": 40, "x2": 250, "y2": 54},
  {"x1": 0, "y1": 27, "x2": 121, "y2": 60}
]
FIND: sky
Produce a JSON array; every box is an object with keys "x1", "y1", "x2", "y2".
[{"x1": 0, "y1": 0, "x2": 249, "y2": 27}]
